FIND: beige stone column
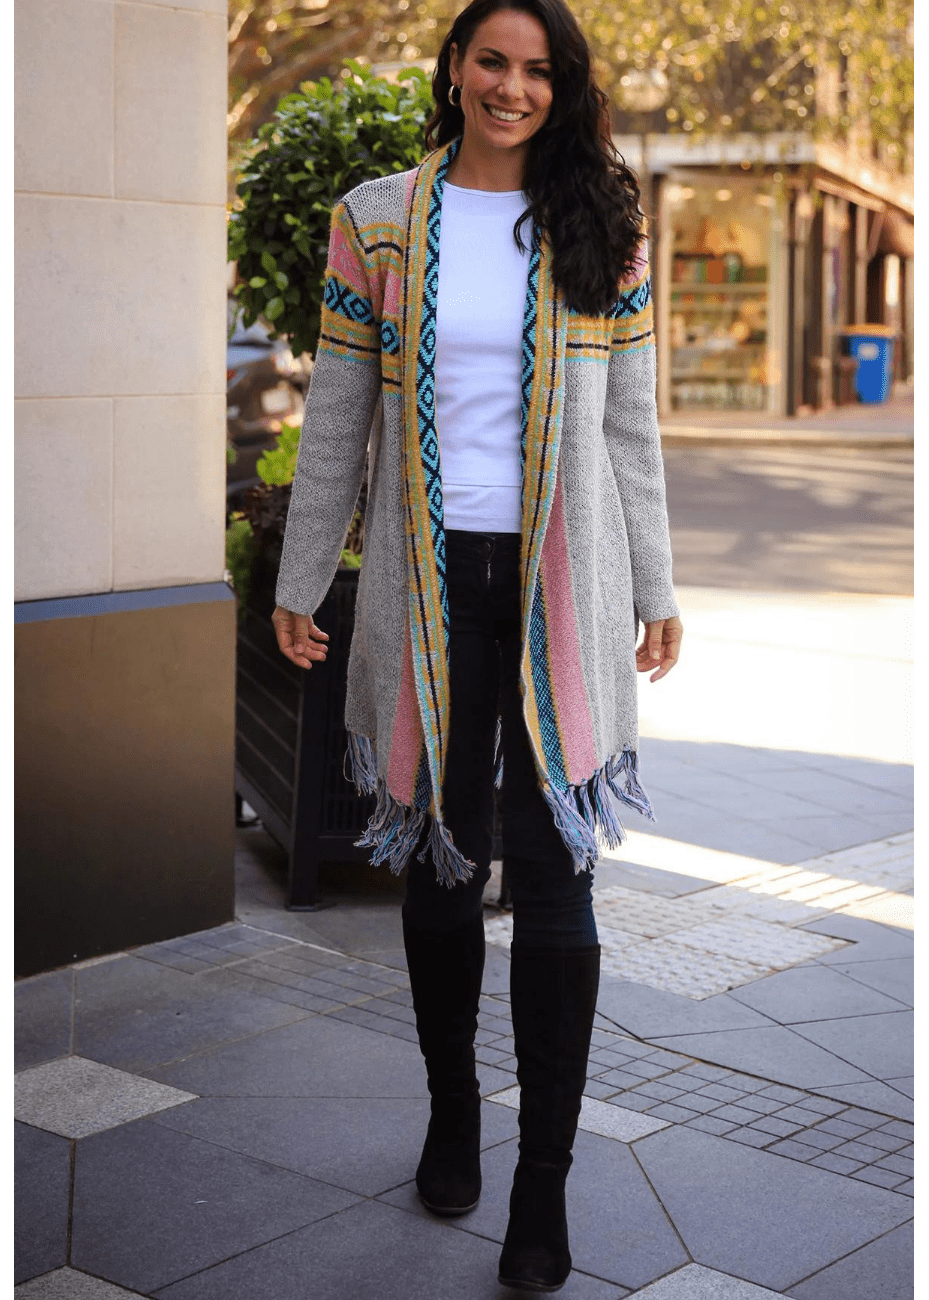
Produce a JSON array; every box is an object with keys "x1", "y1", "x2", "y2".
[
  {"x1": 15, "y1": 0, "x2": 229, "y2": 597},
  {"x1": 14, "y1": 0, "x2": 235, "y2": 974}
]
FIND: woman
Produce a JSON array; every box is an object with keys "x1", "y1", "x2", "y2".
[{"x1": 272, "y1": 0, "x2": 682, "y2": 1289}]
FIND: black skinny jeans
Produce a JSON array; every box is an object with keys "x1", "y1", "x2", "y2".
[{"x1": 402, "y1": 529, "x2": 598, "y2": 948}]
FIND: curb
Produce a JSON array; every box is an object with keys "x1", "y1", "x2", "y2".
[{"x1": 660, "y1": 427, "x2": 914, "y2": 450}]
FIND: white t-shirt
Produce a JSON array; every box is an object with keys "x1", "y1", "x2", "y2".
[{"x1": 435, "y1": 182, "x2": 530, "y2": 534}]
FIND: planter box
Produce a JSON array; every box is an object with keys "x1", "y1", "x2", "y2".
[{"x1": 234, "y1": 559, "x2": 376, "y2": 908}]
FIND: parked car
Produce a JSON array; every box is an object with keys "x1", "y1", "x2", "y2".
[{"x1": 227, "y1": 300, "x2": 310, "y2": 504}]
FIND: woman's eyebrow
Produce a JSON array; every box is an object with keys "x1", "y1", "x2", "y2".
[{"x1": 475, "y1": 45, "x2": 552, "y2": 65}]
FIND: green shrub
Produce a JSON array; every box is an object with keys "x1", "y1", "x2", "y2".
[
  {"x1": 225, "y1": 514, "x2": 258, "y2": 617},
  {"x1": 255, "y1": 421, "x2": 301, "y2": 486},
  {"x1": 228, "y1": 60, "x2": 434, "y2": 359}
]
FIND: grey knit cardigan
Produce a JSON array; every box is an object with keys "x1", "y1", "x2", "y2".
[{"x1": 275, "y1": 145, "x2": 679, "y2": 878}]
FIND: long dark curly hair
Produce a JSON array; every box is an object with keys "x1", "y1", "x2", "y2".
[{"x1": 425, "y1": 0, "x2": 644, "y2": 316}]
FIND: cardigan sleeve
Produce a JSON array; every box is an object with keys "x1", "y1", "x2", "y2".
[
  {"x1": 601, "y1": 256, "x2": 679, "y2": 625},
  {"x1": 275, "y1": 200, "x2": 383, "y2": 617}
]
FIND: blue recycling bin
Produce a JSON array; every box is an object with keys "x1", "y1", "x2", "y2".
[{"x1": 841, "y1": 325, "x2": 896, "y2": 404}]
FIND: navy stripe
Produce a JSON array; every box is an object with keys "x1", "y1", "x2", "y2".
[{"x1": 319, "y1": 332, "x2": 381, "y2": 357}]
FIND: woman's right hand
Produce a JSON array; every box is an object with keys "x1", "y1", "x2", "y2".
[{"x1": 271, "y1": 605, "x2": 329, "y2": 670}]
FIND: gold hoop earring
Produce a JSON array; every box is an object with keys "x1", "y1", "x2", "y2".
[{"x1": 448, "y1": 84, "x2": 462, "y2": 107}]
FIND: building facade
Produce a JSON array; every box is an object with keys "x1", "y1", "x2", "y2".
[
  {"x1": 15, "y1": 0, "x2": 235, "y2": 975},
  {"x1": 616, "y1": 133, "x2": 914, "y2": 418}
]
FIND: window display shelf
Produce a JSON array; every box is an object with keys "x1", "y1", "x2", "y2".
[
  {"x1": 664, "y1": 202, "x2": 778, "y2": 413},
  {"x1": 670, "y1": 370, "x2": 765, "y2": 381},
  {"x1": 671, "y1": 283, "x2": 768, "y2": 294},
  {"x1": 670, "y1": 303, "x2": 765, "y2": 314}
]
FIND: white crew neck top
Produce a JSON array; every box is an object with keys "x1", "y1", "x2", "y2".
[{"x1": 435, "y1": 181, "x2": 531, "y2": 534}]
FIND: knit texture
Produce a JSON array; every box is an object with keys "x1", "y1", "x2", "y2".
[{"x1": 276, "y1": 141, "x2": 679, "y2": 884}]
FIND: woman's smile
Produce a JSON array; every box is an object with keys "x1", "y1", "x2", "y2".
[{"x1": 483, "y1": 104, "x2": 530, "y2": 123}]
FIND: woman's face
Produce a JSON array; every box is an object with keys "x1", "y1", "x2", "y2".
[{"x1": 450, "y1": 9, "x2": 553, "y2": 162}]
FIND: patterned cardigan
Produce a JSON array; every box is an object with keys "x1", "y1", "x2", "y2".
[{"x1": 276, "y1": 141, "x2": 679, "y2": 883}]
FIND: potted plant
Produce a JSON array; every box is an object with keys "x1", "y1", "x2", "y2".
[{"x1": 225, "y1": 63, "x2": 433, "y2": 908}]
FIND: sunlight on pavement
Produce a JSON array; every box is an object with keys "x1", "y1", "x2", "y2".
[
  {"x1": 603, "y1": 829, "x2": 776, "y2": 883},
  {"x1": 638, "y1": 586, "x2": 913, "y2": 764},
  {"x1": 600, "y1": 829, "x2": 914, "y2": 929}
]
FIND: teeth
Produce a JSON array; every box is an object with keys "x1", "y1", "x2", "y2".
[{"x1": 486, "y1": 106, "x2": 526, "y2": 122}]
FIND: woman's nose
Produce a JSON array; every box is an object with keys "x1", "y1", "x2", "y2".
[{"x1": 499, "y1": 66, "x2": 525, "y2": 100}]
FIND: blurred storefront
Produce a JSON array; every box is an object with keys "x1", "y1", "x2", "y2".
[
  {"x1": 618, "y1": 134, "x2": 914, "y2": 418},
  {"x1": 659, "y1": 176, "x2": 786, "y2": 414}
]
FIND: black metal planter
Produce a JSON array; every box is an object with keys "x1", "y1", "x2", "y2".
[{"x1": 234, "y1": 560, "x2": 376, "y2": 909}]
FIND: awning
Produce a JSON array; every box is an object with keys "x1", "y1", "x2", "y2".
[{"x1": 876, "y1": 208, "x2": 915, "y2": 259}]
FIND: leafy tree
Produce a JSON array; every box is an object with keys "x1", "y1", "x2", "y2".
[
  {"x1": 227, "y1": 0, "x2": 912, "y2": 177},
  {"x1": 598, "y1": 0, "x2": 913, "y2": 169},
  {"x1": 227, "y1": 0, "x2": 456, "y2": 184}
]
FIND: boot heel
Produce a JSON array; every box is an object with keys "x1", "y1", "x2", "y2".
[
  {"x1": 497, "y1": 1159, "x2": 571, "y2": 1292},
  {"x1": 415, "y1": 1091, "x2": 482, "y2": 1215}
]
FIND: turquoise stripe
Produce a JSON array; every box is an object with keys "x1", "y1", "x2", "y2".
[{"x1": 528, "y1": 578, "x2": 567, "y2": 793}]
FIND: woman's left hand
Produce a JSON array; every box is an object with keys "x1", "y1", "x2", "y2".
[{"x1": 636, "y1": 616, "x2": 683, "y2": 683}]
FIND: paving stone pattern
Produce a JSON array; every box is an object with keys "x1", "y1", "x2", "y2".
[
  {"x1": 337, "y1": 979, "x2": 915, "y2": 1198},
  {"x1": 120, "y1": 923, "x2": 912, "y2": 1202},
  {"x1": 485, "y1": 833, "x2": 913, "y2": 1000},
  {"x1": 126, "y1": 924, "x2": 915, "y2": 1201},
  {"x1": 15, "y1": 827, "x2": 913, "y2": 1296}
]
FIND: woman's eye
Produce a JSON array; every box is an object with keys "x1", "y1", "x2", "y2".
[{"x1": 479, "y1": 57, "x2": 502, "y2": 68}]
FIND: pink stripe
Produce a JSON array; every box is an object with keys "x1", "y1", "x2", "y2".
[
  {"x1": 384, "y1": 266, "x2": 401, "y2": 318},
  {"x1": 328, "y1": 225, "x2": 370, "y2": 298},
  {"x1": 387, "y1": 621, "x2": 422, "y2": 805},
  {"x1": 539, "y1": 474, "x2": 598, "y2": 783}
]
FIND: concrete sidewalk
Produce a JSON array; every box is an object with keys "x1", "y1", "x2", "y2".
[
  {"x1": 14, "y1": 585, "x2": 914, "y2": 1299},
  {"x1": 660, "y1": 388, "x2": 913, "y2": 449}
]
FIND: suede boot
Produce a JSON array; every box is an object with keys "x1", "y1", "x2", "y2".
[
  {"x1": 402, "y1": 912, "x2": 486, "y2": 1215},
  {"x1": 498, "y1": 942, "x2": 601, "y2": 1292}
]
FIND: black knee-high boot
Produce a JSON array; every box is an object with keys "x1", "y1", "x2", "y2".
[
  {"x1": 498, "y1": 942, "x2": 601, "y2": 1293},
  {"x1": 402, "y1": 912, "x2": 486, "y2": 1215}
]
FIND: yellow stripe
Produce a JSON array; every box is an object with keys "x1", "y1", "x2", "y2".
[{"x1": 520, "y1": 643, "x2": 546, "y2": 772}]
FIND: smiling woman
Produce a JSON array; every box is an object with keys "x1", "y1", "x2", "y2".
[
  {"x1": 270, "y1": 0, "x2": 683, "y2": 1291},
  {"x1": 426, "y1": 0, "x2": 648, "y2": 314}
]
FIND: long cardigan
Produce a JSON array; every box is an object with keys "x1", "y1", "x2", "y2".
[{"x1": 275, "y1": 141, "x2": 679, "y2": 884}]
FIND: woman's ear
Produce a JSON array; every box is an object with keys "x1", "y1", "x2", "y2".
[{"x1": 449, "y1": 42, "x2": 461, "y2": 84}]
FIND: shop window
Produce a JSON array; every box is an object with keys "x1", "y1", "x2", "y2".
[{"x1": 666, "y1": 181, "x2": 773, "y2": 411}]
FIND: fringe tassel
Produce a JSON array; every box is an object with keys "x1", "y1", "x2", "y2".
[
  {"x1": 349, "y1": 741, "x2": 477, "y2": 884},
  {"x1": 416, "y1": 817, "x2": 477, "y2": 888},
  {"x1": 576, "y1": 776, "x2": 598, "y2": 840},
  {"x1": 590, "y1": 766, "x2": 628, "y2": 850},
  {"x1": 354, "y1": 780, "x2": 427, "y2": 875},
  {"x1": 544, "y1": 747, "x2": 655, "y2": 873},
  {"x1": 493, "y1": 715, "x2": 504, "y2": 790},
  {"x1": 541, "y1": 782, "x2": 600, "y2": 875},
  {"x1": 606, "y1": 749, "x2": 656, "y2": 822},
  {"x1": 345, "y1": 732, "x2": 379, "y2": 796}
]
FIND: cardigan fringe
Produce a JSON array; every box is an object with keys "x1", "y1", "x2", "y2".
[{"x1": 346, "y1": 731, "x2": 654, "y2": 881}]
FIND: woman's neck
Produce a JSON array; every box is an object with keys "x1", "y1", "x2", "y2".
[{"x1": 446, "y1": 134, "x2": 527, "y2": 192}]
